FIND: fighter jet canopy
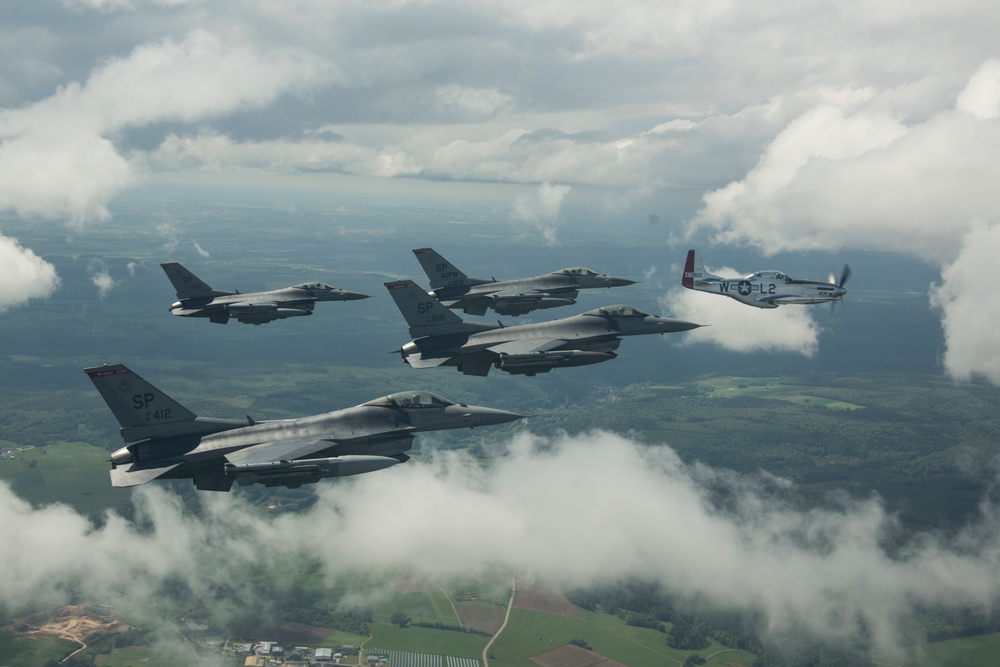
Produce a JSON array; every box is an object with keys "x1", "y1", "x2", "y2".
[
  {"x1": 583, "y1": 305, "x2": 650, "y2": 318},
  {"x1": 363, "y1": 391, "x2": 456, "y2": 409},
  {"x1": 293, "y1": 282, "x2": 338, "y2": 290},
  {"x1": 556, "y1": 267, "x2": 599, "y2": 277}
]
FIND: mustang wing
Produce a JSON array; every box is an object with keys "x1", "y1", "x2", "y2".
[{"x1": 757, "y1": 295, "x2": 803, "y2": 306}]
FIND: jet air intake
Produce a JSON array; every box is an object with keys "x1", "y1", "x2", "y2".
[
  {"x1": 496, "y1": 350, "x2": 616, "y2": 375},
  {"x1": 228, "y1": 455, "x2": 401, "y2": 488},
  {"x1": 493, "y1": 296, "x2": 575, "y2": 316}
]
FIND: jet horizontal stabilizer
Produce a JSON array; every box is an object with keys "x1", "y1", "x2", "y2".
[{"x1": 110, "y1": 462, "x2": 181, "y2": 487}]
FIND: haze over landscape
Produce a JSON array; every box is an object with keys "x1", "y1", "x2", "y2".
[{"x1": 3, "y1": 2, "x2": 1000, "y2": 666}]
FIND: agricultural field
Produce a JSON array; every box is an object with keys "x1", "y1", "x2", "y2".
[
  {"x1": 0, "y1": 441, "x2": 127, "y2": 516},
  {"x1": 486, "y1": 608, "x2": 745, "y2": 667},
  {"x1": 94, "y1": 646, "x2": 154, "y2": 667},
  {"x1": 0, "y1": 635, "x2": 77, "y2": 667},
  {"x1": 901, "y1": 633, "x2": 1000, "y2": 667},
  {"x1": 693, "y1": 376, "x2": 866, "y2": 409}
]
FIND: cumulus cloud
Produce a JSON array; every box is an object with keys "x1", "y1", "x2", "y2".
[
  {"x1": 661, "y1": 262, "x2": 820, "y2": 356},
  {"x1": 90, "y1": 265, "x2": 116, "y2": 299},
  {"x1": 436, "y1": 84, "x2": 513, "y2": 116},
  {"x1": 0, "y1": 30, "x2": 336, "y2": 223},
  {"x1": 956, "y1": 58, "x2": 1000, "y2": 119},
  {"x1": 511, "y1": 181, "x2": 571, "y2": 244},
  {"x1": 684, "y1": 60, "x2": 1000, "y2": 381},
  {"x1": 0, "y1": 235, "x2": 60, "y2": 311},
  {"x1": 930, "y1": 221, "x2": 1000, "y2": 383},
  {"x1": 5, "y1": 431, "x2": 1000, "y2": 658}
]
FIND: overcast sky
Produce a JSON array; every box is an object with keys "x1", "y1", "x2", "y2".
[
  {"x1": 3, "y1": 1, "x2": 1000, "y2": 380},
  {"x1": 2, "y1": 2, "x2": 1000, "y2": 380}
]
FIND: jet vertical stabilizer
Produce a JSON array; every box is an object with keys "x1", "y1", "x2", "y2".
[
  {"x1": 384, "y1": 280, "x2": 496, "y2": 337},
  {"x1": 85, "y1": 364, "x2": 245, "y2": 441},
  {"x1": 161, "y1": 262, "x2": 233, "y2": 299},
  {"x1": 412, "y1": 248, "x2": 490, "y2": 289}
]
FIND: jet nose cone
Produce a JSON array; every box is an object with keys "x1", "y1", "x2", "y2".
[
  {"x1": 324, "y1": 290, "x2": 370, "y2": 301},
  {"x1": 609, "y1": 277, "x2": 637, "y2": 287},
  {"x1": 464, "y1": 406, "x2": 526, "y2": 427},
  {"x1": 654, "y1": 317, "x2": 703, "y2": 333}
]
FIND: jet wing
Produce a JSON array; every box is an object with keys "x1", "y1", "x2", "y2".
[
  {"x1": 224, "y1": 439, "x2": 336, "y2": 467},
  {"x1": 485, "y1": 338, "x2": 568, "y2": 356}
]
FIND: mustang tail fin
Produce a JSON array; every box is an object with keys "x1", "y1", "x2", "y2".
[
  {"x1": 412, "y1": 248, "x2": 487, "y2": 289},
  {"x1": 682, "y1": 249, "x2": 714, "y2": 289},
  {"x1": 161, "y1": 262, "x2": 231, "y2": 299},
  {"x1": 85, "y1": 364, "x2": 199, "y2": 441}
]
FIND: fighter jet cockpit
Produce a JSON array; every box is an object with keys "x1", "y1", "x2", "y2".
[
  {"x1": 556, "y1": 267, "x2": 600, "y2": 277},
  {"x1": 583, "y1": 305, "x2": 650, "y2": 318},
  {"x1": 363, "y1": 391, "x2": 456, "y2": 409},
  {"x1": 293, "y1": 282, "x2": 338, "y2": 291}
]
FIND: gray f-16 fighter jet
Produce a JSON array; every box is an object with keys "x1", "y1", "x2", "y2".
[
  {"x1": 161, "y1": 262, "x2": 369, "y2": 325},
  {"x1": 681, "y1": 249, "x2": 850, "y2": 309},
  {"x1": 385, "y1": 280, "x2": 701, "y2": 376},
  {"x1": 85, "y1": 364, "x2": 522, "y2": 491},
  {"x1": 412, "y1": 247, "x2": 636, "y2": 316}
]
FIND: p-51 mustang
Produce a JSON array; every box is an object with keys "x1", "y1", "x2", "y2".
[
  {"x1": 412, "y1": 247, "x2": 635, "y2": 316},
  {"x1": 161, "y1": 262, "x2": 369, "y2": 325},
  {"x1": 86, "y1": 364, "x2": 522, "y2": 491},
  {"x1": 681, "y1": 250, "x2": 850, "y2": 309}
]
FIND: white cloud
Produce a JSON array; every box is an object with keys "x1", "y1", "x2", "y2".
[
  {"x1": 90, "y1": 266, "x2": 116, "y2": 299},
  {"x1": 930, "y1": 221, "x2": 1000, "y2": 383},
  {"x1": 510, "y1": 181, "x2": 571, "y2": 244},
  {"x1": 0, "y1": 30, "x2": 336, "y2": 223},
  {"x1": 436, "y1": 84, "x2": 513, "y2": 116},
  {"x1": 0, "y1": 235, "x2": 60, "y2": 311},
  {"x1": 4, "y1": 431, "x2": 1000, "y2": 658},
  {"x1": 192, "y1": 241, "x2": 210, "y2": 258},
  {"x1": 683, "y1": 60, "x2": 1000, "y2": 381},
  {"x1": 956, "y1": 58, "x2": 1000, "y2": 120}
]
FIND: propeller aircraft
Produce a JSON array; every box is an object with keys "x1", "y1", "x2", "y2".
[{"x1": 681, "y1": 249, "x2": 850, "y2": 309}]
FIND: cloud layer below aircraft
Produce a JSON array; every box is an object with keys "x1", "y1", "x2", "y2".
[{"x1": 3, "y1": 431, "x2": 1000, "y2": 659}]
